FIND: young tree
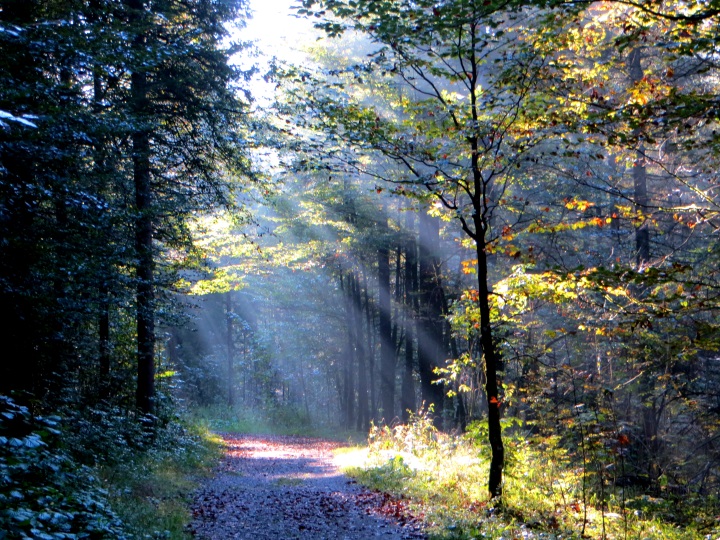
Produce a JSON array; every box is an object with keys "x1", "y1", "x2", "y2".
[{"x1": 293, "y1": 0, "x2": 558, "y2": 498}]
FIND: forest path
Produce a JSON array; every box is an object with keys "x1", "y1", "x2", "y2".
[{"x1": 189, "y1": 433, "x2": 426, "y2": 540}]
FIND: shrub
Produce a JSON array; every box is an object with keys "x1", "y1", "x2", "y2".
[{"x1": 0, "y1": 395, "x2": 127, "y2": 539}]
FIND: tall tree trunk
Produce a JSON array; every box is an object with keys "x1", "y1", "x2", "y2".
[
  {"x1": 401, "y1": 210, "x2": 417, "y2": 422},
  {"x1": 362, "y1": 270, "x2": 377, "y2": 420},
  {"x1": 340, "y1": 273, "x2": 356, "y2": 428},
  {"x1": 628, "y1": 47, "x2": 662, "y2": 486},
  {"x1": 468, "y1": 96, "x2": 504, "y2": 496},
  {"x1": 353, "y1": 275, "x2": 370, "y2": 431},
  {"x1": 465, "y1": 29, "x2": 504, "y2": 495},
  {"x1": 98, "y1": 282, "x2": 111, "y2": 384},
  {"x1": 475, "y1": 226, "x2": 504, "y2": 497},
  {"x1": 391, "y1": 244, "x2": 402, "y2": 350},
  {"x1": 128, "y1": 0, "x2": 155, "y2": 415},
  {"x1": 378, "y1": 216, "x2": 395, "y2": 422},
  {"x1": 226, "y1": 292, "x2": 235, "y2": 407},
  {"x1": 93, "y1": 67, "x2": 112, "y2": 389},
  {"x1": 0, "y1": 0, "x2": 40, "y2": 401},
  {"x1": 629, "y1": 47, "x2": 650, "y2": 268},
  {"x1": 417, "y1": 209, "x2": 444, "y2": 426}
]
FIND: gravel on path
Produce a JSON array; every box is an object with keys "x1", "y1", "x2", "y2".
[{"x1": 189, "y1": 433, "x2": 426, "y2": 540}]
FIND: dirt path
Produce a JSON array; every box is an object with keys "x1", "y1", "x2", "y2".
[{"x1": 189, "y1": 434, "x2": 426, "y2": 540}]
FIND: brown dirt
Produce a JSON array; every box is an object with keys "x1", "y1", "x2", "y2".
[{"x1": 189, "y1": 433, "x2": 426, "y2": 540}]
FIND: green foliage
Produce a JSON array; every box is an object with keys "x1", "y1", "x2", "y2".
[
  {"x1": 368, "y1": 408, "x2": 441, "y2": 456},
  {"x1": 62, "y1": 408, "x2": 154, "y2": 468},
  {"x1": 191, "y1": 404, "x2": 314, "y2": 437},
  {"x1": 345, "y1": 413, "x2": 719, "y2": 539},
  {"x1": 99, "y1": 420, "x2": 221, "y2": 540},
  {"x1": 0, "y1": 396, "x2": 127, "y2": 539},
  {"x1": 0, "y1": 395, "x2": 223, "y2": 540}
]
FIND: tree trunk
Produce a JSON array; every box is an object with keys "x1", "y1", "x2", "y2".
[
  {"x1": 226, "y1": 292, "x2": 235, "y2": 407},
  {"x1": 629, "y1": 47, "x2": 650, "y2": 268},
  {"x1": 93, "y1": 67, "x2": 112, "y2": 390},
  {"x1": 128, "y1": 0, "x2": 155, "y2": 416},
  {"x1": 340, "y1": 273, "x2": 356, "y2": 428},
  {"x1": 401, "y1": 210, "x2": 417, "y2": 422},
  {"x1": 417, "y1": 209, "x2": 444, "y2": 426},
  {"x1": 353, "y1": 275, "x2": 370, "y2": 431},
  {"x1": 98, "y1": 283, "x2": 111, "y2": 383},
  {"x1": 466, "y1": 33, "x2": 504, "y2": 494},
  {"x1": 378, "y1": 216, "x2": 395, "y2": 423},
  {"x1": 475, "y1": 226, "x2": 504, "y2": 498},
  {"x1": 362, "y1": 270, "x2": 377, "y2": 420}
]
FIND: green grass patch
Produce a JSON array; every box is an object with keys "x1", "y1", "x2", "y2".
[
  {"x1": 189, "y1": 404, "x2": 365, "y2": 443},
  {"x1": 100, "y1": 422, "x2": 223, "y2": 539},
  {"x1": 341, "y1": 411, "x2": 719, "y2": 540},
  {"x1": 273, "y1": 477, "x2": 304, "y2": 487}
]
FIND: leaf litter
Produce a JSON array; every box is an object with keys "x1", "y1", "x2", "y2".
[{"x1": 189, "y1": 433, "x2": 426, "y2": 539}]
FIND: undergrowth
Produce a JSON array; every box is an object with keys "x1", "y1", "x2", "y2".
[
  {"x1": 0, "y1": 395, "x2": 223, "y2": 539},
  {"x1": 0, "y1": 396, "x2": 127, "y2": 539},
  {"x1": 98, "y1": 421, "x2": 222, "y2": 539},
  {"x1": 190, "y1": 404, "x2": 313, "y2": 435},
  {"x1": 190, "y1": 404, "x2": 365, "y2": 442},
  {"x1": 343, "y1": 410, "x2": 720, "y2": 540}
]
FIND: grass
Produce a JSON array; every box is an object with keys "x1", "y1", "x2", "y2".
[
  {"x1": 100, "y1": 423, "x2": 224, "y2": 539},
  {"x1": 273, "y1": 477, "x2": 305, "y2": 487},
  {"x1": 339, "y1": 411, "x2": 720, "y2": 540},
  {"x1": 189, "y1": 404, "x2": 366, "y2": 443}
]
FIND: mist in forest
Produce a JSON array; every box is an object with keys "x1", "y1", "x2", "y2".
[{"x1": 167, "y1": 0, "x2": 720, "y2": 504}]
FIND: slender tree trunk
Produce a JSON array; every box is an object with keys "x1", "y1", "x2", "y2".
[
  {"x1": 338, "y1": 274, "x2": 349, "y2": 424},
  {"x1": 465, "y1": 25, "x2": 504, "y2": 495},
  {"x1": 629, "y1": 47, "x2": 662, "y2": 483},
  {"x1": 629, "y1": 48, "x2": 650, "y2": 268},
  {"x1": 378, "y1": 216, "x2": 395, "y2": 422},
  {"x1": 353, "y1": 276, "x2": 370, "y2": 431},
  {"x1": 53, "y1": 66, "x2": 73, "y2": 378},
  {"x1": 341, "y1": 272, "x2": 356, "y2": 427},
  {"x1": 401, "y1": 211, "x2": 417, "y2": 422},
  {"x1": 297, "y1": 356, "x2": 311, "y2": 420},
  {"x1": 128, "y1": 0, "x2": 155, "y2": 415},
  {"x1": 345, "y1": 336, "x2": 355, "y2": 427},
  {"x1": 476, "y1": 227, "x2": 504, "y2": 498},
  {"x1": 417, "y1": 209, "x2": 444, "y2": 425},
  {"x1": 468, "y1": 122, "x2": 503, "y2": 496},
  {"x1": 91, "y1": 26, "x2": 111, "y2": 391},
  {"x1": 362, "y1": 270, "x2": 377, "y2": 420},
  {"x1": 226, "y1": 292, "x2": 235, "y2": 407},
  {"x1": 98, "y1": 282, "x2": 111, "y2": 383},
  {"x1": 391, "y1": 244, "x2": 402, "y2": 350},
  {"x1": 134, "y1": 104, "x2": 155, "y2": 416},
  {"x1": 95, "y1": 144, "x2": 111, "y2": 390}
]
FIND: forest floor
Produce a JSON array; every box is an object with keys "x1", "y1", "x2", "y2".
[{"x1": 188, "y1": 433, "x2": 426, "y2": 540}]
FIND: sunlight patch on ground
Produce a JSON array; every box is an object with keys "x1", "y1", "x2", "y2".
[
  {"x1": 333, "y1": 447, "x2": 370, "y2": 471},
  {"x1": 334, "y1": 447, "x2": 431, "y2": 472},
  {"x1": 375, "y1": 450, "x2": 427, "y2": 471}
]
